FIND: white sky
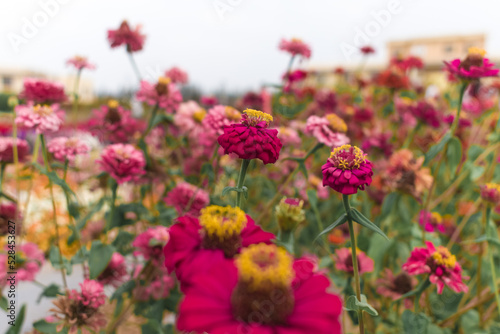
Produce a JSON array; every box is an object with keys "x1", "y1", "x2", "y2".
[{"x1": 1, "y1": 0, "x2": 500, "y2": 94}]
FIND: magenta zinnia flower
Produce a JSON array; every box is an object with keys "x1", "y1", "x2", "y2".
[
  {"x1": 279, "y1": 37, "x2": 312, "y2": 59},
  {"x1": 217, "y1": 109, "x2": 282, "y2": 164},
  {"x1": 97, "y1": 144, "x2": 146, "y2": 184},
  {"x1": 164, "y1": 66, "x2": 189, "y2": 84},
  {"x1": 200, "y1": 95, "x2": 218, "y2": 107},
  {"x1": 360, "y1": 45, "x2": 375, "y2": 55},
  {"x1": 66, "y1": 56, "x2": 96, "y2": 71},
  {"x1": 107, "y1": 20, "x2": 146, "y2": 52},
  {"x1": 47, "y1": 137, "x2": 90, "y2": 163},
  {"x1": 19, "y1": 78, "x2": 66, "y2": 104},
  {"x1": 418, "y1": 210, "x2": 446, "y2": 233},
  {"x1": 480, "y1": 183, "x2": 500, "y2": 205},
  {"x1": 402, "y1": 241, "x2": 468, "y2": 294},
  {"x1": 333, "y1": 247, "x2": 374, "y2": 275},
  {"x1": 96, "y1": 252, "x2": 128, "y2": 287},
  {"x1": 322, "y1": 145, "x2": 373, "y2": 195},
  {"x1": 0, "y1": 137, "x2": 29, "y2": 163},
  {"x1": 409, "y1": 100, "x2": 441, "y2": 128},
  {"x1": 176, "y1": 243, "x2": 342, "y2": 333},
  {"x1": 163, "y1": 181, "x2": 209, "y2": 217},
  {"x1": 305, "y1": 115, "x2": 350, "y2": 148},
  {"x1": 163, "y1": 205, "x2": 274, "y2": 290},
  {"x1": 132, "y1": 226, "x2": 170, "y2": 263},
  {"x1": 136, "y1": 77, "x2": 182, "y2": 113},
  {"x1": 15, "y1": 103, "x2": 64, "y2": 134},
  {"x1": 444, "y1": 47, "x2": 499, "y2": 81}
]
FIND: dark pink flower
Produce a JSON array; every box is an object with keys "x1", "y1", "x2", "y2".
[
  {"x1": 47, "y1": 137, "x2": 89, "y2": 163},
  {"x1": 480, "y1": 183, "x2": 500, "y2": 205},
  {"x1": 97, "y1": 144, "x2": 146, "y2": 184},
  {"x1": 402, "y1": 241, "x2": 468, "y2": 294},
  {"x1": 136, "y1": 77, "x2": 182, "y2": 113},
  {"x1": 107, "y1": 20, "x2": 145, "y2": 52},
  {"x1": 353, "y1": 106, "x2": 374, "y2": 123},
  {"x1": 391, "y1": 55, "x2": 424, "y2": 71},
  {"x1": 19, "y1": 78, "x2": 66, "y2": 104},
  {"x1": 132, "y1": 226, "x2": 170, "y2": 263},
  {"x1": 322, "y1": 145, "x2": 373, "y2": 195},
  {"x1": 333, "y1": 247, "x2": 374, "y2": 275},
  {"x1": 97, "y1": 253, "x2": 128, "y2": 287},
  {"x1": 15, "y1": 103, "x2": 64, "y2": 134},
  {"x1": 376, "y1": 269, "x2": 417, "y2": 308},
  {"x1": 444, "y1": 47, "x2": 499, "y2": 81},
  {"x1": 418, "y1": 210, "x2": 446, "y2": 233},
  {"x1": 409, "y1": 100, "x2": 441, "y2": 128},
  {"x1": 217, "y1": 109, "x2": 282, "y2": 164},
  {"x1": 164, "y1": 66, "x2": 189, "y2": 84},
  {"x1": 176, "y1": 244, "x2": 342, "y2": 333},
  {"x1": 66, "y1": 56, "x2": 96, "y2": 71},
  {"x1": 202, "y1": 105, "x2": 241, "y2": 136},
  {"x1": 163, "y1": 181, "x2": 209, "y2": 217},
  {"x1": 360, "y1": 45, "x2": 375, "y2": 55},
  {"x1": 0, "y1": 137, "x2": 29, "y2": 163},
  {"x1": 0, "y1": 203, "x2": 21, "y2": 236},
  {"x1": 200, "y1": 95, "x2": 218, "y2": 107},
  {"x1": 279, "y1": 38, "x2": 312, "y2": 59},
  {"x1": 314, "y1": 89, "x2": 337, "y2": 112}
]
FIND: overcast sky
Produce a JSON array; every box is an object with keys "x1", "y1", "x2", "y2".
[{"x1": 1, "y1": 0, "x2": 500, "y2": 94}]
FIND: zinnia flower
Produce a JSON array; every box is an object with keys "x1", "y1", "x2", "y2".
[
  {"x1": 133, "y1": 266, "x2": 175, "y2": 301},
  {"x1": 444, "y1": 47, "x2": 499, "y2": 81},
  {"x1": 202, "y1": 105, "x2": 241, "y2": 136},
  {"x1": 107, "y1": 20, "x2": 146, "y2": 52},
  {"x1": 136, "y1": 77, "x2": 182, "y2": 112},
  {"x1": 97, "y1": 144, "x2": 146, "y2": 184},
  {"x1": 0, "y1": 137, "x2": 29, "y2": 163},
  {"x1": 402, "y1": 241, "x2": 468, "y2": 294},
  {"x1": 47, "y1": 137, "x2": 90, "y2": 163},
  {"x1": 314, "y1": 89, "x2": 337, "y2": 112},
  {"x1": 163, "y1": 205, "x2": 275, "y2": 290},
  {"x1": 333, "y1": 247, "x2": 374, "y2": 275},
  {"x1": 376, "y1": 269, "x2": 416, "y2": 308},
  {"x1": 217, "y1": 109, "x2": 283, "y2": 164},
  {"x1": 409, "y1": 100, "x2": 441, "y2": 128},
  {"x1": 200, "y1": 95, "x2": 218, "y2": 107},
  {"x1": 480, "y1": 183, "x2": 500, "y2": 205},
  {"x1": 163, "y1": 181, "x2": 209, "y2": 217},
  {"x1": 66, "y1": 56, "x2": 96, "y2": 71},
  {"x1": 19, "y1": 78, "x2": 66, "y2": 104},
  {"x1": 96, "y1": 253, "x2": 128, "y2": 287},
  {"x1": 418, "y1": 210, "x2": 446, "y2": 233},
  {"x1": 174, "y1": 101, "x2": 207, "y2": 137},
  {"x1": 132, "y1": 226, "x2": 170, "y2": 263},
  {"x1": 360, "y1": 45, "x2": 375, "y2": 55},
  {"x1": 375, "y1": 68, "x2": 409, "y2": 90},
  {"x1": 15, "y1": 103, "x2": 64, "y2": 134},
  {"x1": 176, "y1": 243, "x2": 342, "y2": 333},
  {"x1": 0, "y1": 203, "x2": 21, "y2": 236},
  {"x1": 305, "y1": 115, "x2": 350, "y2": 148},
  {"x1": 275, "y1": 197, "x2": 305, "y2": 232},
  {"x1": 164, "y1": 66, "x2": 188, "y2": 84},
  {"x1": 0, "y1": 243, "x2": 44, "y2": 286},
  {"x1": 322, "y1": 145, "x2": 373, "y2": 195},
  {"x1": 279, "y1": 38, "x2": 312, "y2": 59}
]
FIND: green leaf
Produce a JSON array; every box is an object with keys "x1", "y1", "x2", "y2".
[
  {"x1": 402, "y1": 310, "x2": 429, "y2": 334},
  {"x1": 6, "y1": 304, "x2": 26, "y2": 334},
  {"x1": 0, "y1": 294, "x2": 7, "y2": 311},
  {"x1": 112, "y1": 230, "x2": 135, "y2": 255},
  {"x1": 33, "y1": 319, "x2": 66, "y2": 334},
  {"x1": 37, "y1": 284, "x2": 63, "y2": 303},
  {"x1": 222, "y1": 186, "x2": 247, "y2": 197},
  {"x1": 68, "y1": 197, "x2": 106, "y2": 244},
  {"x1": 425, "y1": 131, "x2": 452, "y2": 165},
  {"x1": 351, "y1": 209, "x2": 389, "y2": 241},
  {"x1": 315, "y1": 213, "x2": 348, "y2": 241},
  {"x1": 277, "y1": 230, "x2": 295, "y2": 254},
  {"x1": 446, "y1": 136, "x2": 462, "y2": 174},
  {"x1": 382, "y1": 101, "x2": 394, "y2": 116},
  {"x1": 380, "y1": 192, "x2": 398, "y2": 220},
  {"x1": 48, "y1": 246, "x2": 72, "y2": 275},
  {"x1": 344, "y1": 294, "x2": 378, "y2": 316},
  {"x1": 88, "y1": 241, "x2": 115, "y2": 279},
  {"x1": 201, "y1": 163, "x2": 215, "y2": 186},
  {"x1": 111, "y1": 280, "x2": 136, "y2": 300}
]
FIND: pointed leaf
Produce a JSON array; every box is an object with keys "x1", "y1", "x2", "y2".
[
  {"x1": 344, "y1": 294, "x2": 378, "y2": 316},
  {"x1": 88, "y1": 241, "x2": 115, "y2": 279},
  {"x1": 425, "y1": 131, "x2": 452, "y2": 165},
  {"x1": 315, "y1": 213, "x2": 348, "y2": 241},
  {"x1": 351, "y1": 209, "x2": 389, "y2": 241}
]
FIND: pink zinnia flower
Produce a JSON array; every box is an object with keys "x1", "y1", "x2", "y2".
[
  {"x1": 174, "y1": 101, "x2": 207, "y2": 137},
  {"x1": 0, "y1": 137, "x2": 29, "y2": 163},
  {"x1": 97, "y1": 144, "x2": 146, "y2": 184},
  {"x1": 314, "y1": 89, "x2": 337, "y2": 112},
  {"x1": 0, "y1": 243, "x2": 44, "y2": 286},
  {"x1": 353, "y1": 106, "x2": 374, "y2": 123},
  {"x1": 19, "y1": 78, "x2": 66, "y2": 104},
  {"x1": 376, "y1": 269, "x2": 417, "y2": 308},
  {"x1": 70, "y1": 279, "x2": 106, "y2": 309},
  {"x1": 163, "y1": 181, "x2": 209, "y2": 217},
  {"x1": 96, "y1": 253, "x2": 128, "y2": 287},
  {"x1": 279, "y1": 37, "x2": 312, "y2": 59},
  {"x1": 333, "y1": 247, "x2": 374, "y2": 275},
  {"x1": 164, "y1": 66, "x2": 189, "y2": 84},
  {"x1": 217, "y1": 109, "x2": 283, "y2": 164},
  {"x1": 136, "y1": 77, "x2": 182, "y2": 113},
  {"x1": 322, "y1": 145, "x2": 373, "y2": 195},
  {"x1": 444, "y1": 47, "x2": 499, "y2": 81},
  {"x1": 163, "y1": 205, "x2": 275, "y2": 291},
  {"x1": 177, "y1": 244, "x2": 342, "y2": 333},
  {"x1": 107, "y1": 20, "x2": 146, "y2": 52},
  {"x1": 480, "y1": 183, "x2": 500, "y2": 205},
  {"x1": 409, "y1": 100, "x2": 441, "y2": 128},
  {"x1": 132, "y1": 226, "x2": 170, "y2": 263},
  {"x1": 360, "y1": 45, "x2": 375, "y2": 55},
  {"x1": 202, "y1": 105, "x2": 241, "y2": 136},
  {"x1": 403, "y1": 241, "x2": 468, "y2": 294},
  {"x1": 47, "y1": 137, "x2": 90, "y2": 163},
  {"x1": 276, "y1": 126, "x2": 301, "y2": 147},
  {"x1": 200, "y1": 95, "x2": 218, "y2": 107},
  {"x1": 419, "y1": 210, "x2": 446, "y2": 233},
  {"x1": 15, "y1": 103, "x2": 64, "y2": 134},
  {"x1": 305, "y1": 115, "x2": 350, "y2": 148},
  {"x1": 66, "y1": 56, "x2": 96, "y2": 71},
  {"x1": 391, "y1": 55, "x2": 424, "y2": 71}
]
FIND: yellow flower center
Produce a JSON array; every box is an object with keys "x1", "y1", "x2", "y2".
[
  {"x1": 33, "y1": 105, "x2": 53, "y2": 116},
  {"x1": 291, "y1": 38, "x2": 303, "y2": 43},
  {"x1": 432, "y1": 246, "x2": 456, "y2": 269},
  {"x1": 244, "y1": 109, "x2": 273, "y2": 125},
  {"x1": 430, "y1": 212, "x2": 443, "y2": 224},
  {"x1": 329, "y1": 145, "x2": 366, "y2": 170},
  {"x1": 193, "y1": 109, "x2": 207, "y2": 123},
  {"x1": 485, "y1": 183, "x2": 500, "y2": 192},
  {"x1": 158, "y1": 76, "x2": 171, "y2": 85},
  {"x1": 108, "y1": 100, "x2": 119, "y2": 109},
  {"x1": 199, "y1": 205, "x2": 247, "y2": 241},
  {"x1": 225, "y1": 106, "x2": 241, "y2": 121},
  {"x1": 235, "y1": 243, "x2": 294, "y2": 290},
  {"x1": 326, "y1": 114, "x2": 348, "y2": 133},
  {"x1": 468, "y1": 47, "x2": 486, "y2": 57}
]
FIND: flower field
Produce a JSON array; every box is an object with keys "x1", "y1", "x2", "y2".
[{"x1": 1, "y1": 19, "x2": 500, "y2": 334}]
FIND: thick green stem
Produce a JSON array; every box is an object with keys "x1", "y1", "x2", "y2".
[
  {"x1": 107, "y1": 179, "x2": 118, "y2": 231},
  {"x1": 235, "y1": 159, "x2": 251, "y2": 208},
  {"x1": 450, "y1": 82, "x2": 468, "y2": 135},
  {"x1": 342, "y1": 194, "x2": 365, "y2": 334}
]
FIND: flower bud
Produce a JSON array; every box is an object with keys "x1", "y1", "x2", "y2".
[{"x1": 275, "y1": 197, "x2": 305, "y2": 232}]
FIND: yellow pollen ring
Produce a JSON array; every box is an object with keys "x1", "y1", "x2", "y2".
[
  {"x1": 158, "y1": 76, "x2": 171, "y2": 85},
  {"x1": 225, "y1": 106, "x2": 241, "y2": 121},
  {"x1": 199, "y1": 205, "x2": 247, "y2": 241},
  {"x1": 430, "y1": 212, "x2": 443, "y2": 224},
  {"x1": 33, "y1": 104, "x2": 53, "y2": 116},
  {"x1": 329, "y1": 145, "x2": 366, "y2": 170},
  {"x1": 193, "y1": 109, "x2": 207, "y2": 122},
  {"x1": 326, "y1": 114, "x2": 348, "y2": 133},
  {"x1": 432, "y1": 246, "x2": 457, "y2": 269},
  {"x1": 243, "y1": 109, "x2": 273, "y2": 124},
  {"x1": 468, "y1": 47, "x2": 486, "y2": 57},
  {"x1": 236, "y1": 243, "x2": 294, "y2": 290},
  {"x1": 108, "y1": 100, "x2": 119, "y2": 108},
  {"x1": 485, "y1": 183, "x2": 500, "y2": 192}
]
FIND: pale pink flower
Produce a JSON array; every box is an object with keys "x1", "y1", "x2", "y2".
[
  {"x1": 0, "y1": 243, "x2": 44, "y2": 287},
  {"x1": 276, "y1": 126, "x2": 301, "y2": 147},
  {"x1": 66, "y1": 56, "x2": 96, "y2": 71},
  {"x1": 136, "y1": 78, "x2": 182, "y2": 112},
  {"x1": 132, "y1": 226, "x2": 170, "y2": 262},
  {"x1": 133, "y1": 266, "x2": 175, "y2": 301},
  {"x1": 165, "y1": 67, "x2": 189, "y2": 84},
  {"x1": 164, "y1": 182, "x2": 210, "y2": 216},
  {"x1": 305, "y1": 115, "x2": 350, "y2": 148},
  {"x1": 174, "y1": 101, "x2": 206, "y2": 136},
  {"x1": 279, "y1": 38, "x2": 312, "y2": 58},
  {"x1": 47, "y1": 137, "x2": 90, "y2": 163},
  {"x1": 202, "y1": 105, "x2": 241, "y2": 136},
  {"x1": 97, "y1": 144, "x2": 146, "y2": 184},
  {"x1": 15, "y1": 103, "x2": 64, "y2": 134}
]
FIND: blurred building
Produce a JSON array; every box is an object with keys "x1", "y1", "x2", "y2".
[{"x1": 0, "y1": 67, "x2": 95, "y2": 103}]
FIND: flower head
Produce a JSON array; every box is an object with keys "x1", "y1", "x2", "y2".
[
  {"x1": 200, "y1": 95, "x2": 218, "y2": 107},
  {"x1": 322, "y1": 145, "x2": 373, "y2": 195},
  {"x1": 275, "y1": 197, "x2": 305, "y2": 232},
  {"x1": 132, "y1": 226, "x2": 170, "y2": 262},
  {"x1": 163, "y1": 181, "x2": 209, "y2": 217},
  {"x1": 305, "y1": 115, "x2": 350, "y2": 148},
  {"x1": 0, "y1": 243, "x2": 44, "y2": 286},
  {"x1": 409, "y1": 100, "x2": 441, "y2": 128},
  {"x1": 0, "y1": 203, "x2": 22, "y2": 236},
  {"x1": 202, "y1": 105, "x2": 241, "y2": 136},
  {"x1": 217, "y1": 109, "x2": 282, "y2": 164},
  {"x1": 419, "y1": 210, "x2": 446, "y2": 233},
  {"x1": 136, "y1": 77, "x2": 182, "y2": 112},
  {"x1": 376, "y1": 269, "x2": 416, "y2": 308},
  {"x1": 19, "y1": 78, "x2": 66, "y2": 104},
  {"x1": 97, "y1": 144, "x2": 146, "y2": 184},
  {"x1": 15, "y1": 103, "x2": 63, "y2": 134},
  {"x1": 107, "y1": 20, "x2": 146, "y2": 52},
  {"x1": 47, "y1": 137, "x2": 90, "y2": 163},
  {"x1": 480, "y1": 183, "x2": 500, "y2": 205},
  {"x1": 333, "y1": 247, "x2": 374, "y2": 275},
  {"x1": 164, "y1": 66, "x2": 188, "y2": 84},
  {"x1": 402, "y1": 241, "x2": 468, "y2": 294},
  {"x1": 0, "y1": 137, "x2": 29, "y2": 164},
  {"x1": 279, "y1": 38, "x2": 312, "y2": 59},
  {"x1": 66, "y1": 56, "x2": 96, "y2": 71},
  {"x1": 360, "y1": 45, "x2": 375, "y2": 55},
  {"x1": 444, "y1": 47, "x2": 499, "y2": 81},
  {"x1": 97, "y1": 253, "x2": 128, "y2": 287}
]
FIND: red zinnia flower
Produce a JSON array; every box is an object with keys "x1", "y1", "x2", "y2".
[
  {"x1": 107, "y1": 20, "x2": 146, "y2": 52},
  {"x1": 163, "y1": 205, "x2": 274, "y2": 290},
  {"x1": 402, "y1": 241, "x2": 468, "y2": 294},
  {"x1": 480, "y1": 183, "x2": 500, "y2": 205},
  {"x1": 409, "y1": 100, "x2": 441, "y2": 128},
  {"x1": 375, "y1": 68, "x2": 409, "y2": 90},
  {"x1": 444, "y1": 47, "x2": 499, "y2": 81},
  {"x1": 217, "y1": 109, "x2": 282, "y2": 164},
  {"x1": 322, "y1": 145, "x2": 373, "y2": 195},
  {"x1": 360, "y1": 45, "x2": 375, "y2": 55}
]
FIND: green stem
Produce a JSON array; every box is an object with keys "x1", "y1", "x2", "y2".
[
  {"x1": 450, "y1": 82, "x2": 468, "y2": 135},
  {"x1": 235, "y1": 159, "x2": 251, "y2": 208},
  {"x1": 304, "y1": 142, "x2": 325, "y2": 159},
  {"x1": 342, "y1": 194, "x2": 365, "y2": 334},
  {"x1": 142, "y1": 103, "x2": 159, "y2": 139},
  {"x1": 0, "y1": 163, "x2": 5, "y2": 192},
  {"x1": 403, "y1": 122, "x2": 421, "y2": 149},
  {"x1": 128, "y1": 52, "x2": 142, "y2": 83},
  {"x1": 107, "y1": 179, "x2": 118, "y2": 231}
]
